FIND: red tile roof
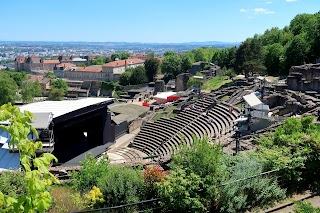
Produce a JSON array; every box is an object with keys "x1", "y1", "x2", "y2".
[
  {"x1": 56, "y1": 63, "x2": 76, "y2": 67},
  {"x1": 43, "y1": 60, "x2": 60, "y2": 64},
  {"x1": 73, "y1": 66, "x2": 102, "y2": 73},
  {"x1": 26, "y1": 74, "x2": 43, "y2": 80},
  {"x1": 102, "y1": 58, "x2": 144, "y2": 68}
]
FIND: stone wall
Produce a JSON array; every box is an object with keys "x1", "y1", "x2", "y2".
[
  {"x1": 287, "y1": 64, "x2": 320, "y2": 92},
  {"x1": 54, "y1": 70, "x2": 105, "y2": 81},
  {"x1": 176, "y1": 73, "x2": 190, "y2": 92}
]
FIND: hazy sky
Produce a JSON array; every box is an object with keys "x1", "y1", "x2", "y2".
[{"x1": 0, "y1": 0, "x2": 318, "y2": 43}]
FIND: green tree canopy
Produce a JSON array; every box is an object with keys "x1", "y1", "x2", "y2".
[
  {"x1": 20, "y1": 80, "x2": 42, "y2": 103},
  {"x1": 6, "y1": 71, "x2": 26, "y2": 87},
  {"x1": 161, "y1": 55, "x2": 182, "y2": 78},
  {"x1": 181, "y1": 52, "x2": 195, "y2": 72},
  {"x1": 51, "y1": 78, "x2": 68, "y2": 94},
  {"x1": 91, "y1": 56, "x2": 106, "y2": 65},
  {"x1": 128, "y1": 66, "x2": 148, "y2": 85},
  {"x1": 44, "y1": 72, "x2": 56, "y2": 79},
  {"x1": 264, "y1": 43, "x2": 285, "y2": 75},
  {"x1": 0, "y1": 72, "x2": 18, "y2": 105},
  {"x1": 111, "y1": 52, "x2": 130, "y2": 61},
  {"x1": 284, "y1": 34, "x2": 308, "y2": 71},
  {"x1": 119, "y1": 71, "x2": 132, "y2": 86},
  {"x1": 48, "y1": 88, "x2": 65, "y2": 101},
  {"x1": 144, "y1": 57, "x2": 160, "y2": 82}
]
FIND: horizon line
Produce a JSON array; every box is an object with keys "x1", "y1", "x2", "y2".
[{"x1": 0, "y1": 40, "x2": 241, "y2": 44}]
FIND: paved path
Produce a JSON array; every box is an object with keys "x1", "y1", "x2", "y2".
[{"x1": 263, "y1": 193, "x2": 320, "y2": 213}]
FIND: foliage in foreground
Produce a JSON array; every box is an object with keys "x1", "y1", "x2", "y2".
[
  {"x1": 157, "y1": 137, "x2": 224, "y2": 212},
  {"x1": 71, "y1": 154, "x2": 110, "y2": 192},
  {"x1": 219, "y1": 155, "x2": 286, "y2": 213},
  {"x1": 49, "y1": 186, "x2": 86, "y2": 213},
  {"x1": 0, "y1": 103, "x2": 59, "y2": 212},
  {"x1": 0, "y1": 172, "x2": 27, "y2": 199},
  {"x1": 97, "y1": 166, "x2": 144, "y2": 208},
  {"x1": 252, "y1": 116, "x2": 320, "y2": 185},
  {"x1": 293, "y1": 200, "x2": 320, "y2": 213}
]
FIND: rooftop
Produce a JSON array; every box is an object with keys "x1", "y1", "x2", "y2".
[
  {"x1": 102, "y1": 58, "x2": 144, "y2": 68},
  {"x1": 20, "y1": 98, "x2": 114, "y2": 118}
]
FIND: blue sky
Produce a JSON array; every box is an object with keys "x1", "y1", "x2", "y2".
[{"x1": 0, "y1": 0, "x2": 318, "y2": 43}]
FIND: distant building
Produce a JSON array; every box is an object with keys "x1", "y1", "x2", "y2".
[
  {"x1": 15, "y1": 56, "x2": 91, "y2": 72},
  {"x1": 15, "y1": 56, "x2": 60, "y2": 72},
  {"x1": 54, "y1": 65, "x2": 104, "y2": 81},
  {"x1": 102, "y1": 58, "x2": 144, "y2": 81}
]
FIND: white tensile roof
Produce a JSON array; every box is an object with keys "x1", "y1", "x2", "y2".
[
  {"x1": 20, "y1": 98, "x2": 114, "y2": 118},
  {"x1": 243, "y1": 93, "x2": 262, "y2": 108},
  {"x1": 153, "y1": 91, "x2": 177, "y2": 100}
]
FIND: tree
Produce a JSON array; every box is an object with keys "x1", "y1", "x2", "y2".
[
  {"x1": 44, "y1": 72, "x2": 56, "y2": 79},
  {"x1": 161, "y1": 55, "x2": 182, "y2": 78},
  {"x1": 119, "y1": 71, "x2": 131, "y2": 86},
  {"x1": 51, "y1": 78, "x2": 68, "y2": 94},
  {"x1": 289, "y1": 13, "x2": 315, "y2": 36},
  {"x1": 20, "y1": 80, "x2": 42, "y2": 103},
  {"x1": 6, "y1": 71, "x2": 26, "y2": 87},
  {"x1": 129, "y1": 66, "x2": 148, "y2": 85},
  {"x1": 0, "y1": 72, "x2": 18, "y2": 105},
  {"x1": 284, "y1": 34, "x2": 308, "y2": 71},
  {"x1": 163, "y1": 51, "x2": 176, "y2": 57},
  {"x1": 111, "y1": 52, "x2": 130, "y2": 61},
  {"x1": 157, "y1": 136, "x2": 223, "y2": 212},
  {"x1": 264, "y1": 43, "x2": 285, "y2": 75},
  {"x1": 194, "y1": 48, "x2": 209, "y2": 62},
  {"x1": 144, "y1": 57, "x2": 160, "y2": 82},
  {"x1": 48, "y1": 88, "x2": 65, "y2": 101},
  {"x1": 181, "y1": 52, "x2": 195, "y2": 72},
  {"x1": 235, "y1": 37, "x2": 265, "y2": 76},
  {"x1": 0, "y1": 103, "x2": 59, "y2": 212},
  {"x1": 91, "y1": 56, "x2": 106, "y2": 65}
]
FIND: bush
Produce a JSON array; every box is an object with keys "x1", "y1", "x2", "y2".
[
  {"x1": 71, "y1": 154, "x2": 110, "y2": 192},
  {"x1": 143, "y1": 164, "x2": 168, "y2": 198},
  {"x1": 49, "y1": 186, "x2": 86, "y2": 213},
  {"x1": 157, "y1": 137, "x2": 224, "y2": 211},
  {"x1": 0, "y1": 171, "x2": 27, "y2": 199},
  {"x1": 219, "y1": 155, "x2": 286, "y2": 213},
  {"x1": 293, "y1": 200, "x2": 320, "y2": 213},
  {"x1": 97, "y1": 166, "x2": 144, "y2": 208}
]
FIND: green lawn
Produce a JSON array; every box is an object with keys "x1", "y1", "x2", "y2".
[
  {"x1": 203, "y1": 76, "x2": 232, "y2": 91},
  {"x1": 151, "y1": 112, "x2": 165, "y2": 122},
  {"x1": 220, "y1": 95, "x2": 230, "y2": 102}
]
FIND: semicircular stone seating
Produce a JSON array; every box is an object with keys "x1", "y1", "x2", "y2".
[{"x1": 128, "y1": 95, "x2": 239, "y2": 160}]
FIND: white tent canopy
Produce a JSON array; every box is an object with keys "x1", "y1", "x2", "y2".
[{"x1": 153, "y1": 91, "x2": 177, "y2": 100}]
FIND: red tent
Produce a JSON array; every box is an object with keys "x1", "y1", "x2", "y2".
[{"x1": 167, "y1": 95, "x2": 180, "y2": 102}]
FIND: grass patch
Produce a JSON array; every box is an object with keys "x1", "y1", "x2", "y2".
[
  {"x1": 235, "y1": 103, "x2": 244, "y2": 109},
  {"x1": 151, "y1": 112, "x2": 166, "y2": 122},
  {"x1": 220, "y1": 95, "x2": 230, "y2": 102},
  {"x1": 169, "y1": 112, "x2": 177, "y2": 118},
  {"x1": 49, "y1": 186, "x2": 86, "y2": 213},
  {"x1": 203, "y1": 76, "x2": 232, "y2": 91}
]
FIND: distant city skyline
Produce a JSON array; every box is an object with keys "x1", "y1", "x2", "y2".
[{"x1": 0, "y1": 0, "x2": 319, "y2": 43}]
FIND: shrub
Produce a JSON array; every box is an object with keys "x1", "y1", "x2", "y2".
[
  {"x1": 143, "y1": 164, "x2": 168, "y2": 198},
  {"x1": 219, "y1": 155, "x2": 286, "y2": 213},
  {"x1": 97, "y1": 166, "x2": 144, "y2": 208},
  {"x1": 0, "y1": 171, "x2": 27, "y2": 199},
  {"x1": 49, "y1": 186, "x2": 86, "y2": 213},
  {"x1": 85, "y1": 186, "x2": 104, "y2": 209},
  {"x1": 293, "y1": 200, "x2": 320, "y2": 213},
  {"x1": 71, "y1": 154, "x2": 110, "y2": 192},
  {"x1": 157, "y1": 137, "x2": 224, "y2": 211}
]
